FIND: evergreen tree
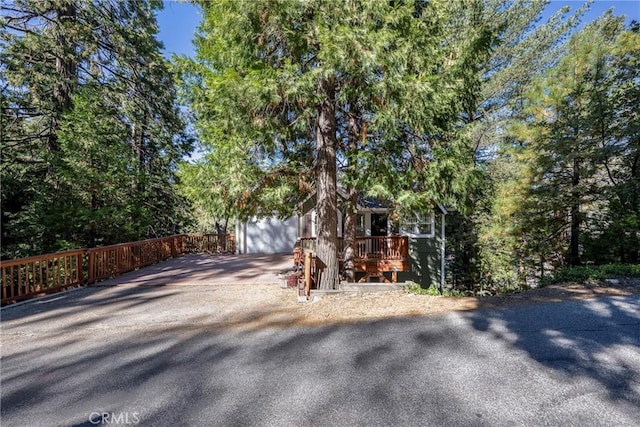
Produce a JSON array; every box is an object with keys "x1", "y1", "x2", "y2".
[
  {"x1": 435, "y1": 0, "x2": 583, "y2": 289},
  {"x1": 509, "y1": 13, "x2": 639, "y2": 273},
  {"x1": 179, "y1": 0, "x2": 485, "y2": 289},
  {"x1": 1, "y1": 0, "x2": 192, "y2": 258}
]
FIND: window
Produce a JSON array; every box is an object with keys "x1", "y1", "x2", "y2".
[{"x1": 401, "y1": 212, "x2": 434, "y2": 237}]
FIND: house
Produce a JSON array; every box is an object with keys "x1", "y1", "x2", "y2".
[{"x1": 236, "y1": 190, "x2": 446, "y2": 289}]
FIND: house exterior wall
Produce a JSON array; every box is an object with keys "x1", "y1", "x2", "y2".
[
  {"x1": 397, "y1": 211, "x2": 444, "y2": 288},
  {"x1": 298, "y1": 209, "x2": 344, "y2": 238},
  {"x1": 235, "y1": 216, "x2": 298, "y2": 254},
  {"x1": 235, "y1": 206, "x2": 446, "y2": 285}
]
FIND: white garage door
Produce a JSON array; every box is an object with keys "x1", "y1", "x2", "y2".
[{"x1": 236, "y1": 216, "x2": 298, "y2": 254}]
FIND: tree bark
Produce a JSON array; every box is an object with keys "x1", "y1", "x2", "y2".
[
  {"x1": 315, "y1": 76, "x2": 339, "y2": 290},
  {"x1": 343, "y1": 186, "x2": 358, "y2": 282},
  {"x1": 50, "y1": 1, "x2": 77, "y2": 153},
  {"x1": 569, "y1": 156, "x2": 581, "y2": 266},
  {"x1": 343, "y1": 110, "x2": 360, "y2": 283}
]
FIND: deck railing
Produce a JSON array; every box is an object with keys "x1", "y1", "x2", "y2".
[
  {"x1": 185, "y1": 233, "x2": 235, "y2": 254},
  {"x1": 87, "y1": 235, "x2": 186, "y2": 284},
  {"x1": 297, "y1": 236, "x2": 408, "y2": 260},
  {"x1": 296, "y1": 236, "x2": 409, "y2": 289},
  {"x1": 1, "y1": 233, "x2": 235, "y2": 305},
  {"x1": 1, "y1": 250, "x2": 84, "y2": 304}
]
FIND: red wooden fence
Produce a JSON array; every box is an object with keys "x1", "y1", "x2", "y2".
[
  {"x1": 86, "y1": 235, "x2": 186, "y2": 284},
  {"x1": 1, "y1": 234, "x2": 235, "y2": 305},
  {"x1": 1, "y1": 250, "x2": 84, "y2": 304},
  {"x1": 185, "y1": 233, "x2": 235, "y2": 254}
]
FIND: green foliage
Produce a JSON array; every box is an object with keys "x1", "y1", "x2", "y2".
[
  {"x1": 540, "y1": 264, "x2": 640, "y2": 286},
  {"x1": 406, "y1": 282, "x2": 463, "y2": 297},
  {"x1": 509, "y1": 15, "x2": 640, "y2": 269},
  {"x1": 1, "y1": 0, "x2": 192, "y2": 258},
  {"x1": 444, "y1": 0, "x2": 584, "y2": 292},
  {"x1": 452, "y1": 12, "x2": 640, "y2": 296},
  {"x1": 178, "y1": 0, "x2": 490, "y2": 222},
  {"x1": 179, "y1": 0, "x2": 497, "y2": 290}
]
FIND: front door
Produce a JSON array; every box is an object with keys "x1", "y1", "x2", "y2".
[{"x1": 371, "y1": 213, "x2": 388, "y2": 236}]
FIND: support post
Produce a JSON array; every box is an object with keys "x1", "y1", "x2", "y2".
[{"x1": 305, "y1": 251, "x2": 312, "y2": 298}]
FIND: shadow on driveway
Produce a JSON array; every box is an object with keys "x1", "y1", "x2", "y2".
[
  {"x1": 2, "y1": 291, "x2": 639, "y2": 426},
  {"x1": 465, "y1": 296, "x2": 640, "y2": 409},
  {"x1": 1, "y1": 253, "x2": 295, "y2": 325}
]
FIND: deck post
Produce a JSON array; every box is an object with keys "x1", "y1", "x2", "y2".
[{"x1": 304, "y1": 251, "x2": 312, "y2": 298}]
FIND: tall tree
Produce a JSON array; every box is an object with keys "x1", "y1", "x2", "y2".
[
  {"x1": 1, "y1": 0, "x2": 191, "y2": 258},
  {"x1": 180, "y1": 0, "x2": 482, "y2": 289},
  {"x1": 509, "y1": 13, "x2": 638, "y2": 271},
  {"x1": 440, "y1": 0, "x2": 585, "y2": 289}
]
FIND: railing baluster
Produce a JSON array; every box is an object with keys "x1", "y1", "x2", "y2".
[
  {"x1": 2, "y1": 234, "x2": 235, "y2": 304},
  {"x1": 2, "y1": 265, "x2": 6, "y2": 300},
  {"x1": 65, "y1": 256, "x2": 69, "y2": 287}
]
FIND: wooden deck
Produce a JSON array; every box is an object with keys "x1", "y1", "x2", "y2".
[{"x1": 295, "y1": 236, "x2": 410, "y2": 284}]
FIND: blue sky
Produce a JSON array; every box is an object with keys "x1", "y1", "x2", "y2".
[
  {"x1": 156, "y1": 1, "x2": 201, "y2": 57},
  {"x1": 156, "y1": 0, "x2": 639, "y2": 58}
]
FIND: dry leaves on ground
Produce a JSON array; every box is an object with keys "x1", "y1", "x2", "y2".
[{"x1": 217, "y1": 278, "x2": 640, "y2": 329}]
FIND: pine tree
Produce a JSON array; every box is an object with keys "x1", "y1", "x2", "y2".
[
  {"x1": 510, "y1": 13, "x2": 639, "y2": 271},
  {"x1": 432, "y1": 0, "x2": 583, "y2": 289},
  {"x1": 1, "y1": 0, "x2": 191, "y2": 257}
]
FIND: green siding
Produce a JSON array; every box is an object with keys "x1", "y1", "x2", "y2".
[{"x1": 398, "y1": 211, "x2": 444, "y2": 288}]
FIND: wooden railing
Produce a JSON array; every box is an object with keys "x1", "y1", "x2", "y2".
[
  {"x1": 1, "y1": 233, "x2": 235, "y2": 305},
  {"x1": 185, "y1": 233, "x2": 235, "y2": 254},
  {"x1": 297, "y1": 236, "x2": 408, "y2": 260},
  {"x1": 292, "y1": 249, "x2": 316, "y2": 300},
  {"x1": 354, "y1": 236, "x2": 408, "y2": 260},
  {"x1": 1, "y1": 250, "x2": 84, "y2": 304},
  {"x1": 86, "y1": 235, "x2": 186, "y2": 284},
  {"x1": 295, "y1": 236, "x2": 409, "y2": 288}
]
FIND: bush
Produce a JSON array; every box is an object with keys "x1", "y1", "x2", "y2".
[
  {"x1": 540, "y1": 264, "x2": 640, "y2": 286},
  {"x1": 406, "y1": 282, "x2": 464, "y2": 297}
]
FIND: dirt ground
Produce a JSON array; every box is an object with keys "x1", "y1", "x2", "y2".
[
  {"x1": 6, "y1": 254, "x2": 637, "y2": 331},
  {"x1": 209, "y1": 277, "x2": 640, "y2": 328},
  {"x1": 74, "y1": 254, "x2": 639, "y2": 327}
]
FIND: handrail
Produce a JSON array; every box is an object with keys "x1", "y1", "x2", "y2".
[
  {"x1": 295, "y1": 236, "x2": 409, "y2": 289},
  {"x1": 297, "y1": 236, "x2": 408, "y2": 261},
  {"x1": 185, "y1": 233, "x2": 235, "y2": 254},
  {"x1": 1, "y1": 233, "x2": 235, "y2": 305},
  {"x1": 86, "y1": 235, "x2": 187, "y2": 284},
  {"x1": 1, "y1": 250, "x2": 85, "y2": 304}
]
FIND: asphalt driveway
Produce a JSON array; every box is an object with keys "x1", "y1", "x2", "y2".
[
  {"x1": 93, "y1": 253, "x2": 295, "y2": 287},
  {"x1": 1, "y1": 254, "x2": 639, "y2": 426}
]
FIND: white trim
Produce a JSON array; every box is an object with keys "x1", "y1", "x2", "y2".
[
  {"x1": 364, "y1": 212, "x2": 372, "y2": 237},
  {"x1": 400, "y1": 211, "x2": 435, "y2": 238}
]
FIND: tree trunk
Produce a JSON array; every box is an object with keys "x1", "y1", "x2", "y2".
[
  {"x1": 343, "y1": 109, "x2": 360, "y2": 283},
  {"x1": 315, "y1": 76, "x2": 339, "y2": 290},
  {"x1": 569, "y1": 156, "x2": 581, "y2": 266},
  {"x1": 343, "y1": 186, "x2": 358, "y2": 282},
  {"x1": 50, "y1": 1, "x2": 77, "y2": 153}
]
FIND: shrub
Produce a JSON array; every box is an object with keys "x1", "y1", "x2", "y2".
[
  {"x1": 540, "y1": 264, "x2": 640, "y2": 286},
  {"x1": 406, "y1": 282, "x2": 464, "y2": 297}
]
